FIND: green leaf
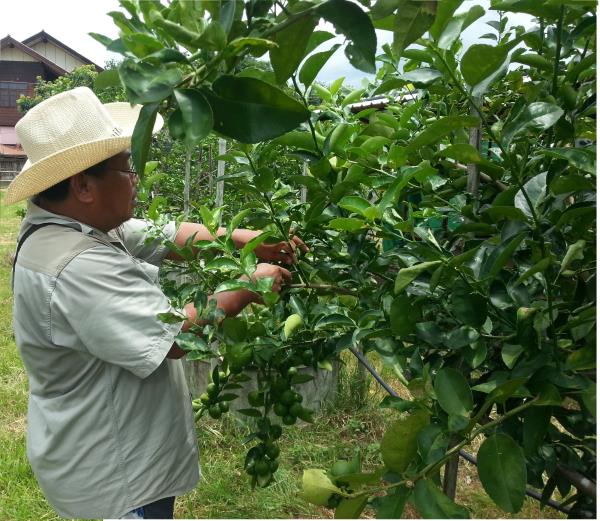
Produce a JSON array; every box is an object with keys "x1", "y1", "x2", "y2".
[
  {"x1": 373, "y1": 486, "x2": 411, "y2": 518},
  {"x1": 480, "y1": 232, "x2": 527, "y2": 280},
  {"x1": 550, "y1": 175, "x2": 595, "y2": 195},
  {"x1": 515, "y1": 257, "x2": 551, "y2": 285},
  {"x1": 413, "y1": 479, "x2": 471, "y2": 518},
  {"x1": 512, "y1": 53, "x2": 553, "y2": 72},
  {"x1": 450, "y1": 290, "x2": 488, "y2": 327},
  {"x1": 301, "y1": 469, "x2": 343, "y2": 506},
  {"x1": 299, "y1": 44, "x2": 341, "y2": 88},
  {"x1": 428, "y1": 0, "x2": 462, "y2": 42},
  {"x1": 514, "y1": 172, "x2": 546, "y2": 220},
  {"x1": 119, "y1": 59, "x2": 182, "y2": 104},
  {"x1": 522, "y1": 407, "x2": 551, "y2": 456},
  {"x1": 501, "y1": 102, "x2": 564, "y2": 147},
  {"x1": 406, "y1": 116, "x2": 479, "y2": 153},
  {"x1": 539, "y1": 147, "x2": 595, "y2": 175},
  {"x1": 305, "y1": 30, "x2": 336, "y2": 54},
  {"x1": 131, "y1": 103, "x2": 159, "y2": 179},
  {"x1": 477, "y1": 433, "x2": 526, "y2": 513},
  {"x1": 94, "y1": 69, "x2": 121, "y2": 91},
  {"x1": 121, "y1": 32, "x2": 164, "y2": 58},
  {"x1": 445, "y1": 326, "x2": 480, "y2": 349},
  {"x1": 204, "y1": 258, "x2": 240, "y2": 271},
  {"x1": 380, "y1": 410, "x2": 430, "y2": 473},
  {"x1": 204, "y1": 76, "x2": 309, "y2": 143},
  {"x1": 328, "y1": 217, "x2": 365, "y2": 232},
  {"x1": 461, "y1": 43, "x2": 512, "y2": 97},
  {"x1": 174, "y1": 88, "x2": 213, "y2": 149},
  {"x1": 316, "y1": 0, "x2": 377, "y2": 73},
  {"x1": 565, "y1": 346, "x2": 595, "y2": 371},
  {"x1": 270, "y1": 14, "x2": 317, "y2": 84},
  {"x1": 341, "y1": 88, "x2": 365, "y2": 107},
  {"x1": 214, "y1": 280, "x2": 252, "y2": 293},
  {"x1": 437, "y1": 6, "x2": 486, "y2": 50},
  {"x1": 222, "y1": 317, "x2": 248, "y2": 343},
  {"x1": 254, "y1": 166, "x2": 274, "y2": 192},
  {"x1": 559, "y1": 240, "x2": 586, "y2": 275},
  {"x1": 402, "y1": 68, "x2": 443, "y2": 86},
  {"x1": 392, "y1": 0, "x2": 437, "y2": 56},
  {"x1": 338, "y1": 196, "x2": 373, "y2": 216},
  {"x1": 335, "y1": 496, "x2": 368, "y2": 519},
  {"x1": 434, "y1": 367, "x2": 474, "y2": 416},
  {"x1": 394, "y1": 261, "x2": 442, "y2": 294},
  {"x1": 501, "y1": 344, "x2": 524, "y2": 369},
  {"x1": 389, "y1": 295, "x2": 421, "y2": 336},
  {"x1": 315, "y1": 314, "x2": 355, "y2": 329},
  {"x1": 436, "y1": 143, "x2": 482, "y2": 163}
]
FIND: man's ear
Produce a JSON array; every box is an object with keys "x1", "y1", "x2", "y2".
[{"x1": 70, "y1": 173, "x2": 95, "y2": 204}]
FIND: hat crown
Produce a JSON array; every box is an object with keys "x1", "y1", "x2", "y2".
[{"x1": 16, "y1": 87, "x2": 123, "y2": 164}]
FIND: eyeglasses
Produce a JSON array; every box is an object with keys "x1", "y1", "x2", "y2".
[{"x1": 106, "y1": 168, "x2": 138, "y2": 179}]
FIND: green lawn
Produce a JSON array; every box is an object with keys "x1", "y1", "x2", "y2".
[{"x1": 0, "y1": 190, "x2": 563, "y2": 519}]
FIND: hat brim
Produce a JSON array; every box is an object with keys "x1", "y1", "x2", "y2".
[{"x1": 4, "y1": 103, "x2": 164, "y2": 205}]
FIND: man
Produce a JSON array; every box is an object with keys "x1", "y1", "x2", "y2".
[{"x1": 6, "y1": 87, "x2": 303, "y2": 519}]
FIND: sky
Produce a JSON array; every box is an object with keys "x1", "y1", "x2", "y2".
[{"x1": 1, "y1": 0, "x2": 534, "y2": 86}]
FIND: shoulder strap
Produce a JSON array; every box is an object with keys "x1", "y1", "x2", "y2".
[{"x1": 11, "y1": 223, "x2": 75, "y2": 291}]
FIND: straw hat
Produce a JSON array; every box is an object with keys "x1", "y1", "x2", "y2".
[{"x1": 4, "y1": 86, "x2": 164, "y2": 205}]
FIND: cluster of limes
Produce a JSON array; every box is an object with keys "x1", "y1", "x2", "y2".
[
  {"x1": 270, "y1": 367, "x2": 313, "y2": 425},
  {"x1": 244, "y1": 418, "x2": 283, "y2": 487},
  {"x1": 192, "y1": 371, "x2": 230, "y2": 420}
]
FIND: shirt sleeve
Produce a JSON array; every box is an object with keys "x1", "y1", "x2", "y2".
[
  {"x1": 50, "y1": 245, "x2": 184, "y2": 379},
  {"x1": 116, "y1": 218, "x2": 178, "y2": 266}
]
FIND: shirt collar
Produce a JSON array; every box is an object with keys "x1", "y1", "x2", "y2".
[{"x1": 22, "y1": 199, "x2": 118, "y2": 245}]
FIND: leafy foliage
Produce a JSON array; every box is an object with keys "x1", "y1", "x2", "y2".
[{"x1": 102, "y1": 0, "x2": 596, "y2": 518}]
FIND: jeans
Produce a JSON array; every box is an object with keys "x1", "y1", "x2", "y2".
[{"x1": 121, "y1": 496, "x2": 176, "y2": 519}]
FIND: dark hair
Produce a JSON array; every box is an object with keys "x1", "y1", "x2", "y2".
[{"x1": 35, "y1": 159, "x2": 110, "y2": 202}]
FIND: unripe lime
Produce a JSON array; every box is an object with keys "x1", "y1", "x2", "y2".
[
  {"x1": 208, "y1": 405, "x2": 222, "y2": 419},
  {"x1": 283, "y1": 313, "x2": 303, "y2": 339},
  {"x1": 199, "y1": 392, "x2": 211, "y2": 405},
  {"x1": 283, "y1": 414, "x2": 297, "y2": 425},
  {"x1": 248, "y1": 390, "x2": 263, "y2": 407},
  {"x1": 289, "y1": 403, "x2": 303, "y2": 417},
  {"x1": 206, "y1": 383, "x2": 218, "y2": 397},
  {"x1": 270, "y1": 425, "x2": 283, "y2": 439},
  {"x1": 219, "y1": 401, "x2": 229, "y2": 413},
  {"x1": 255, "y1": 460, "x2": 271, "y2": 476},
  {"x1": 266, "y1": 443, "x2": 280, "y2": 460},
  {"x1": 245, "y1": 463, "x2": 257, "y2": 476},
  {"x1": 280, "y1": 390, "x2": 296, "y2": 406},
  {"x1": 273, "y1": 403, "x2": 287, "y2": 416},
  {"x1": 301, "y1": 350, "x2": 314, "y2": 364},
  {"x1": 287, "y1": 366, "x2": 298, "y2": 377},
  {"x1": 218, "y1": 371, "x2": 227, "y2": 380}
]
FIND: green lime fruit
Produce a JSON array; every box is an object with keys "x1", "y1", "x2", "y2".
[
  {"x1": 287, "y1": 366, "x2": 298, "y2": 377},
  {"x1": 219, "y1": 401, "x2": 229, "y2": 413},
  {"x1": 248, "y1": 390, "x2": 263, "y2": 407},
  {"x1": 270, "y1": 425, "x2": 283, "y2": 439},
  {"x1": 273, "y1": 403, "x2": 287, "y2": 417},
  {"x1": 199, "y1": 392, "x2": 211, "y2": 405},
  {"x1": 283, "y1": 313, "x2": 303, "y2": 339},
  {"x1": 301, "y1": 350, "x2": 314, "y2": 364},
  {"x1": 208, "y1": 405, "x2": 222, "y2": 419},
  {"x1": 254, "y1": 460, "x2": 271, "y2": 476},
  {"x1": 289, "y1": 403, "x2": 303, "y2": 417},
  {"x1": 280, "y1": 390, "x2": 296, "y2": 406},
  {"x1": 282, "y1": 415, "x2": 297, "y2": 425},
  {"x1": 266, "y1": 443, "x2": 280, "y2": 460},
  {"x1": 206, "y1": 383, "x2": 218, "y2": 397}
]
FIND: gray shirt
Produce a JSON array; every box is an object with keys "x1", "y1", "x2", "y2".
[{"x1": 12, "y1": 201, "x2": 199, "y2": 518}]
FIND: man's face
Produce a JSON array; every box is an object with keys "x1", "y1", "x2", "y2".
[{"x1": 93, "y1": 150, "x2": 138, "y2": 228}]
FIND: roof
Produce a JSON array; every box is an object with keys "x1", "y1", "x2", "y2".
[
  {"x1": 0, "y1": 35, "x2": 68, "y2": 76},
  {"x1": 21, "y1": 31, "x2": 103, "y2": 72},
  {"x1": 0, "y1": 144, "x2": 26, "y2": 157}
]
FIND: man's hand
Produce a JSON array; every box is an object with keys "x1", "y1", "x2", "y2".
[
  {"x1": 254, "y1": 235, "x2": 308, "y2": 265},
  {"x1": 250, "y1": 263, "x2": 293, "y2": 293}
]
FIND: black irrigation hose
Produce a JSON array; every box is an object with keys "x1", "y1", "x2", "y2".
[{"x1": 347, "y1": 347, "x2": 575, "y2": 516}]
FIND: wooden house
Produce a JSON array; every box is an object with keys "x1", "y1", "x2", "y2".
[{"x1": 0, "y1": 31, "x2": 102, "y2": 187}]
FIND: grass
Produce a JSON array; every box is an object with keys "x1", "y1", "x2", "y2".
[{"x1": 0, "y1": 190, "x2": 564, "y2": 519}]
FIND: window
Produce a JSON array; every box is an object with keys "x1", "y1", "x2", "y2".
[{"x1": 0, "y1": 82, "x2": 29, "y2": 107}]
